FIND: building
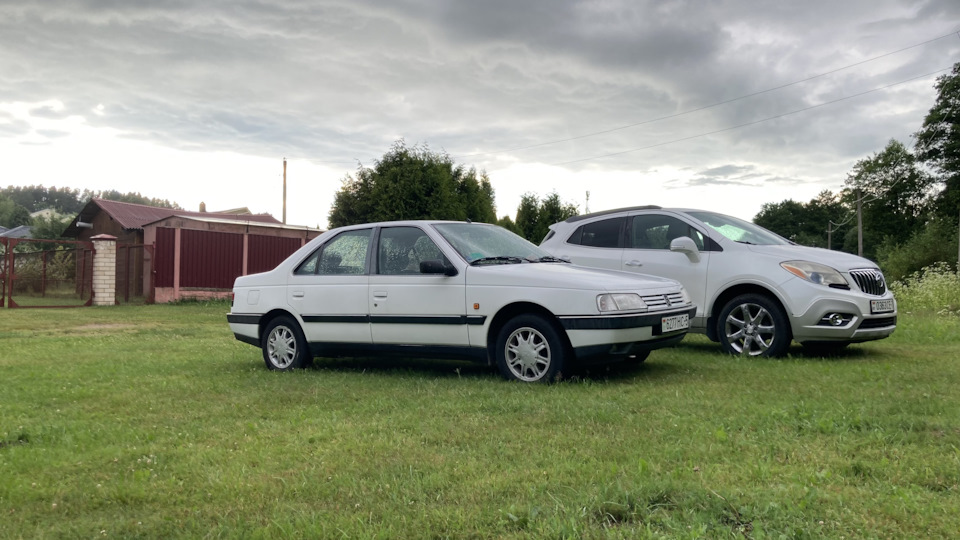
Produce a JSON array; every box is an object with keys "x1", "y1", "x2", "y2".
[{"x1": 63, "y1": 199, "x2": 323, "y2": 302}]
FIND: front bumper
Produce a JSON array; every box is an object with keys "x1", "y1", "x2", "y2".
[
  {"x1": 559, "y1": 306, "x2": 696, "y2": 361},
  {"x1": 787, "y1": 293, "x2": 897, "y2": 344}
]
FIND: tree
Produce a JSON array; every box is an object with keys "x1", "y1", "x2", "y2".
[
  {"x1": 0, "y1": 194, "x2": 31, "y2": 229},
  {"x1": 753, "y1": 190, "x2": 846, "y2": 248},
  {"x1": 840, "y1": 139, "x2": 935, "y2": 259},
  {"x1": 80, "y1": 189, "x2": 181, "y2": 209},
  {"x1": 513, "y1": 192, "x2": 579, "y2": 243},
  {"x1": 914, "y1": 61, "x2": 960, "y2": 223},
  {"x1": 29, "y1": 213, "x2": 71, "y2": 240},
  {"x1": 327, "y1": 140, "x2": 497, "y2": 228},
  {"x1": 1, "y1": 185, "x2": 83, "y2": 214}
]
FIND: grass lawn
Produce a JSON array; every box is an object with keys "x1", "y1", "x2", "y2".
[{"x1": 1, "y1": 301, "x2": 958, "y2": 538}]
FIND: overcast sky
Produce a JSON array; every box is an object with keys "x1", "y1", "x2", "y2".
[{"x1": 2, "y1": 1, "x2": 959, "y2": 229}]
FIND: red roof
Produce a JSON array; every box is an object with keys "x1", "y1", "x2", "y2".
[{"x1": 64, "y1": 198, "x2": 282, "y2": 236}]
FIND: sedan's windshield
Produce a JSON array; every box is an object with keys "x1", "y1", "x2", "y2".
[
  {"x1": 434, "y1": 223, "x2": 554, "y2": 264},
  {"x1": 686, "y1": 211, "x2": 790, "y2": 246}
]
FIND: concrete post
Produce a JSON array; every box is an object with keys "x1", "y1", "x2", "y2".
[{"x1": 91, "y1": 234, "x2": 117, "y2": 306}]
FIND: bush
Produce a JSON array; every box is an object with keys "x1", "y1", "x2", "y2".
[
  {"x1": 889, "y1": 262, "x2": 960, "y2": 316},
  {"x1": 878, "y1": 219, "x2": 958, "y2": 282}
]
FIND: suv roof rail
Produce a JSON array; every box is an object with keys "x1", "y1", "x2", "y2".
[{"x1": 564, "y1": 205, "x2": 662, "y2": 223}]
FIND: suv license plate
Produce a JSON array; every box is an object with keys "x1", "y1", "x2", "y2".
[
  {"x1": 870, "y1": 299, "x2": 894, "y2": 314},
  {"x1": 662, "y1": 314, "x2": 689, "y2": 332}
]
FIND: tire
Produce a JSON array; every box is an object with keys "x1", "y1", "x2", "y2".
[
  {"x1": 717, "y1": 294, "x2": 791, "y2": 357},
  {"x1": 262, "y1": 316, "x2": 311, "y2": 371},
  {"x1": 495, "y1": 314, "x2": 567, "y2": 383}
]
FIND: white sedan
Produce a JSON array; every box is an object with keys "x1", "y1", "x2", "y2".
[{"x1": 228, "y1": 220, "x2": 695, "y2": 382}]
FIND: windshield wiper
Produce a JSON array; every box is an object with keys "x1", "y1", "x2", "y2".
[
  {"x1": 526, "y1": 255, "x2": 570, "y2": 263},
  {"x1": 470, "y1": 256, "x2": 524, "y2": 265}
]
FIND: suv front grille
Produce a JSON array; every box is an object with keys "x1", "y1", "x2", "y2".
[
  {"x1": 642, "y1": 292, "x2": 687, "y2": 310},
  {"x1": 849, "y1": 269, "x2": 887, "y2": 296}
]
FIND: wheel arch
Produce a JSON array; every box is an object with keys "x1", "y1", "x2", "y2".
[
  {"x1": 259, "y1": 308, "x2": 303, "y2": 340},
  {"x1": 707, "y1": 284, "x2": 791, "y2": 342},
  {"x1": 485, "y1": 301, "x2": 572, "y2": 364}
]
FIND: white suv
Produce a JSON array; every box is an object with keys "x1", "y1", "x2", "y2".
[{"x1": 540, "y1": 207, "x2": 897, "y2": 356}]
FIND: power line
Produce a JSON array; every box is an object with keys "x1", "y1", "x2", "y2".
[
  {"x1": 550, "y1": 67, "x2": 952, "y2": 167},
  {"x1": 452, "y1": 30, "x2": 960, "y2": 160}
]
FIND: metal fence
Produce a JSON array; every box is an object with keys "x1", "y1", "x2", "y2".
[{"x1": 1, "y1": 237, "x2": 94, "y2": 308}]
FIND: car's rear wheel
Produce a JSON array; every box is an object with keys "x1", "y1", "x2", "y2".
[
  {"x1": 495, "y1": 314, "x2": 566, "y2": 383},
  {"x1": 262, "y1": 316, "x2": 311, "y2": 370},
  {"x1": 717, "y1": 294, "x2": 790, "y2": 357}
]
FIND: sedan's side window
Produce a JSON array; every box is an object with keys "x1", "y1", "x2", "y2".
[
  {"x1": 295, "y1": 229, "x2": 372, "y2": 275},
  {"x1": 377, "y1": 227, "x2": 448, "y2": 275},
  {"x1": 630, "y1": 215, "x2": 705, "y2": 250},
  {"x1": 566, "y1": 217, "x2": 625, "y2": 248}
]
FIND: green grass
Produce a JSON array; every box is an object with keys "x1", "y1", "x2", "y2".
[{"x1": 1, "y1": 301, "x2": 958, "y2": 539}]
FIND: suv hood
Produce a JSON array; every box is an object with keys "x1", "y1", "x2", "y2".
[{"x1": 745, "y1": 244, "x2": 880, "y2": 271}]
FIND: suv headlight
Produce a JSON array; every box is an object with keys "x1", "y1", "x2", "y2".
[
  {"x1": 597, "y1": 293, "x2": 647, "y2": 312},
  {"x1": 780, "y1": 261, "x2": 848, "y2": 287}
]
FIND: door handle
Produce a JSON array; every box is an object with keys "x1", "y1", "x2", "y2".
[
  {"x1": 625, "y1": 260, "x2": 643, "y2": 267},
  {"x1": 373, "y1": 291, "x2": 388, "y2": 300},
  {"x1": 291, "y1": 291, "x2": 305, "y2": 298}
]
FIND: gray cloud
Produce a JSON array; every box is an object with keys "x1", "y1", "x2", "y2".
[{"x1": 1, "y1": 0, "x2": 958, "y2": 203}]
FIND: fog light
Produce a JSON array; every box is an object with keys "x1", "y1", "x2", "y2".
[{"x1": 827, "y1": 313, "x2": 845, "y2": 326}]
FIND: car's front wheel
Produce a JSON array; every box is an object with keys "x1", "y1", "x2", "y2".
[
  {"x1": 495, "y1": 314, "x2": 567, "y2": 383},
  {"x1": 717, "y1": 294, "x2": 790, "y2": 357},
  {"x1": 262, "y1": 316, "x2": 311, "y2": 370}
]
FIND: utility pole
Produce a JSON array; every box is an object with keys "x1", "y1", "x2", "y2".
[
  {"x1": 827, "y1": 222, "x2": 832, "y2": 250},
  {"x1": 857, "y1": 188, "x2": 863, "y2": 257},
  {"x1": 282, "y1": 158, "x2": 287, "y2": 225},
  {"x1": 585, "y1": 191, "x2": 590, "y2": 214}
]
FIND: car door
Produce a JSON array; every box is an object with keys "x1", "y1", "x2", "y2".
[
  {"x1": 288, "y1": 228, "x2": 373, "y2": 345},
  {"x1": 368, "y1": 225, "x2": 469, "y2": 347},
  {"x1": 622, "y1": 211, "x2": 712, "y2": 323}
]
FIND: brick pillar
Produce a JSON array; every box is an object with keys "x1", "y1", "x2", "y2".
[{"x1": 91, "y1": 234, "x2": 117, "y2": 306}]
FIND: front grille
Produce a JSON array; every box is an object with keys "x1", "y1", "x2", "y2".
[
  {"x1": 642, "y1": 292, "x2": 686, "y2": 310},
  {"x1": 859, "y1": 316, "x2": 897, "y2": 329},
  {"x1": 849, "y1": 268, "x2": 887, "y2": 296}
]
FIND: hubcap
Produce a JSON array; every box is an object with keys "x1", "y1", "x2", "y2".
[
  {"x1": 725, "y1": 303, "x2": 776, "y2": 356},
  {"x1": 267, "y1": 326, "x2": 297, "y2": 368},
  {"x1": 505, "y1": 326, "x2": 551, "y2": 381}
]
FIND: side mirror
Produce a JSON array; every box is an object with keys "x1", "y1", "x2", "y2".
[
  {"x1": 420, "y1": 259, "x2": 458, "y2": 276},
  {"x1": 669, "y1": 236, "x2": 701, "y2": 263}
]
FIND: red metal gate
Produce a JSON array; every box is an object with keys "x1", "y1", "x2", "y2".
[{"x1": 1, "y1": 237, "x2": 94, "y2": 308}]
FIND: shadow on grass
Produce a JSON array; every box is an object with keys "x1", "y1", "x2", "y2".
[{"x1": 233, "y1": 354, "x2": 685, "y2": 385}]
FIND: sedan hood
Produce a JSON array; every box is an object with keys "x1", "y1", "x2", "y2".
[
  {"x1": 467, "y1": 262, "x2": 683, "y2": 293},
  {"x1": 745, "y1": 244, "x2": 879, "y2": 271}
]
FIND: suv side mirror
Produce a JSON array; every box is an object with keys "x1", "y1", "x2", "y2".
[
  {"x1": 420, "y1": 259, "x2": 458, "y2": 276},
  {"x1": 669, "y1": 236, "x2": 701, "y2": 263}
]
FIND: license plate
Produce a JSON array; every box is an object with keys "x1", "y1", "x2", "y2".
[
  {"x1": 661, "y1": 314, "x2": 689, "y2": 332},
  {"x1": 870, "y1": 299, "x2": 894, "y2": 314}
]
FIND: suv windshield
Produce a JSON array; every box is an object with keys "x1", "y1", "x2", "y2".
[
  {"x1": 434, "y1": 223, "x2": 552, "y2": 263},
  {"x1": 686, "y1": 211, "x2": 790, "y2": 246}
]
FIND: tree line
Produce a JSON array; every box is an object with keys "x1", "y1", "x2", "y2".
[
  {"x1": 754, "y1": 62, "x2": 960, "y2": 281},
  {"x1": 0, "y1": 186, "x2": 180, "y2": 239}
]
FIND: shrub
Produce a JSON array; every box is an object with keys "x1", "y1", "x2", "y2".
[
  {"x1": 878, "y1": 219, "x2": 959, "y2": 282},
  {"x1": 889, "y1": 262, "x2": 960, "y2": 316}
]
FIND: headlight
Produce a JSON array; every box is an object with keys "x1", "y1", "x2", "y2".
[
  {"x1": 679, "y1": 288, "x2": 692, "y2": 305},
  {"x1": 780, "y1": 261, "x2": 848, "y2": 287},
  {"x1": 597, "y1": 293, "x2": 647, "y2": 312}
]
